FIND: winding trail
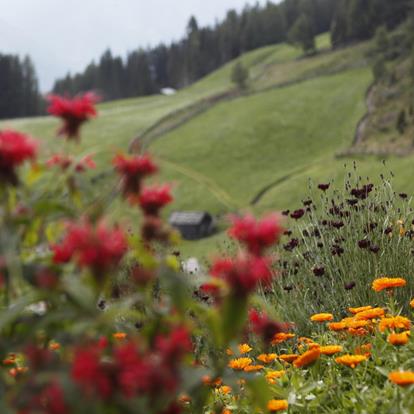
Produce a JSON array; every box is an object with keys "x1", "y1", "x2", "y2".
[{"x1": 352, "y1": 83, "x2": 376, "y2": 146}]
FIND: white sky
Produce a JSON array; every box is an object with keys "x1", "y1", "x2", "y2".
[{"x1": 0, "y1": 0, "x2": 268, "y2": 92}]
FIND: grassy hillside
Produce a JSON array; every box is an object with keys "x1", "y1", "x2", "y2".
[{"x1": 3, "y1": 33, "x2": 404, "y2": 259}]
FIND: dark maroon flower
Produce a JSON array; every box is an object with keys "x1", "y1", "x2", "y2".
[
  {"x1": 317, "y1": 242, "x2": 324, "y2": 248},
  {"x1": 313, "y1": 266, "x2": 325, "y2": 277},
  {"x1": 318, "y1": 183, "x2": 330, "y2": 191},
  {"x1": 283, "y1": 238, "x2": 299, "y2": 252},
  {"x1": 370, "y1": 245, "x2": 380, "y2": 254},
  {"x1": 344, "y1": 281, "x2": 356, "y2": 290},
  {"x1": 399, "y1": 193, "x2": 408, "y2": 199},
  {"x1": 331, "y1": 221, "x2": 344, "y2": 229},
  {"x1": 290, "y1": 209, "x2": 305, "y2": 220},
  {"x1": 283, "y1": 230, "x2": 292, "y2": 236},
  {"x1": 384, "y1": 227, "x2": 393, "y2": 235},
  {"x1": 331, "y1": 245, "x2": 344, "y2": 256},
  {"x1": 303, "y1": 199, "x2": 313, "y2": 206},
  {"x1": 282, "y1": 210, "x2": 290, "y2": 216},
  {"x1": 347, "y1": 199, "x2": 358, "y2": 206},
  {"x1": 283, "y1": 285, "x2": 293, "y2": 292},
  {"x1": 358, "y1": 239, "x2": 370, "y2": 249},
  {"x1": 350, "y1": 184, "x2": 374, "y2": 200}
]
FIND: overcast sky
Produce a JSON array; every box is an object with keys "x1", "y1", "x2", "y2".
[{"x1": 0, "y1": 0, "x2": 269, "y2": 92}]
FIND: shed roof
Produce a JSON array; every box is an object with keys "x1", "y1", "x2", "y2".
[{"x1": 169, "y1": 211, "x2": 211, "y2": 226}]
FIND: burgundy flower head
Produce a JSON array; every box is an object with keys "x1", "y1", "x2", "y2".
[{"x1": 47, "y1": 93, "x2": 99, "y2": 140}]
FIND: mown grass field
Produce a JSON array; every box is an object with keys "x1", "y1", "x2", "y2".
[{"x1": 4, "y1": 33, "x2": 414, "y2": 259}]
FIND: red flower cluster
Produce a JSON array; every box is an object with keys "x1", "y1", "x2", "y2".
[
  {"x1": 113, "y1": 153, "x2": 158, "y2": 199},
  {"x1": 47, "y1": 93, "x2": 99, "y2": 140},
  {"x1": 249, "y1": 309, "x2": 289, "y2": 343},
  {"x1": 139, "y1": 184, "x2": 173, "y2": 216},
  {"x1": 0, "y1": 130, "x2": 37, "y2": 185},
  {"x1": 52, "y1": 219, "x2": 127, "y2": 278},
  {"x1": 228, "y1": 213, "x2": 283, "y2": 255},
  {"x1": 210, "y1": 255, "x2": 272, "y2": 297},
  {"x1": 71, "y1": 328, "x2": 191, "y2": 402},
  {"x1": 46, "y1": 153, "x2": 96, "y2": 172}
]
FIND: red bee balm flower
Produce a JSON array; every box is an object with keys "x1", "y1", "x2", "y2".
[
  {"x1": 47, "y1": 93, "x2": 99, "y2": 139},
  {"x1": 138, "y1": 184, "x2": 173, "y2": 216},
  {"x1": 228, "y1": 213, "x2": 283, "y2": 255},
  {"x1": 210, "y1": 255, "x2": 273, "y2": 296},
  {"x1": 249, "y1": 309, "x2": 289, "y2": 343},
  {"x1": 52, "y1": 219, "x2": 127, "y2": 277},
  {"x1": 0, "y1": 130, "x2": 37, "y2": 185},
  {"x1": 113, "y1": 153, "x2": 158, "y2": 198}
]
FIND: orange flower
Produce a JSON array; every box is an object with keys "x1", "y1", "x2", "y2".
[
  {"x1": 3, "y1": 354, "x2": 16, "y2": 365},
  {"x1": 379, "y1": 316, "x2": 411, "y2": 332},
  {"x1": 217, "y1": 385, "x2": 232, "y2": 395},
  {"x1": 328, "y1": 322, "x2": 347, "y2": 331},
  {"x1": 372, "y1": 277, "x2": 406, "y2": 292},
  {"x1": 355, "y1": 308, "x2": 384, "y2": 320},
  {"x1": 228, "y1": 358, "x2": 252, "y2": 370},
  {"x1": 293, "y1": 348, "x2": 320, "y2": 368},
  {"x1": 222, "y1": 410, "x2": 232, "y2": 414},
  {"x1": 178, "y1": 394, "x2": 191, "y2": 404},
  {"x1": 257, "y1": 353, "x2": 277, "y2": 364},
  {"x1": 346, "y1": 319, "x2": 369, "y2": 328},
  {"x1": 355, "y1": 343, "x2": 372, "y2": 357},
  {"x1": 335, "y1": 354, "x2": 367, "y2": 368},
  {"x1": 319, "y1": 345, "x2": 343, "y2": 355},
  {"x1": 271, "y1": 332, "x2": 295, "y2": 344},
  {"x1": 267, "y1": 399, "x2": 288, "y2": 412},
  {"x1": 310, "y1": 313, "x2": 333, "y2": 322},
  {"x1": 238, "y1": 343, "x2": 252, "y2": 354},
  {"x1": 202, "y1": 375, "x2": 222, "y2": 387},
  {"x1": 49, "y1": 341, "x2": 61, "y2": 351},
  {"x1": 388, "y1": 332, "x2": 409, "y2": 346},
  {"x1": 8, "y1": 367, "x2": 28, "y2": 377},
  {"x1": 389, "y1": 371, "x2": 414, "y2": 386},
  {"x1": 298, "y1": 336, "x2": 314, "y2": 344},
  {"x1": 226, "y1": 348, "x2": 234, "y2": 356},
  {"x1": 244, "y1": 364, "x2": 264, "y2": 372},
  {"x1": 348, "y1": 327, "x2": 368, "y2": 336},
  {"x1": 113, "y1": 332, "x2": 127, "y2": 340},
  {"x1": 349, "y1": 306, "x2": 373, "y2": 314},
  {"x1": 266, "y1": 370, "x2": 286, "y2": 383},
  {"x1": 279, "y1": 354, "x2": 298, "y2": 363},
  {"x1": 410, "y1": 298, "x2": 414, "y2": 309}
]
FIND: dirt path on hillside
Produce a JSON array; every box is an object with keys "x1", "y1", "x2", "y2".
[{"x1": 353, "y1": 83, "x2": 376, "y2": 146}]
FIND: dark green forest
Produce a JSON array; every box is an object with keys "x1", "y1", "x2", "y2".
[{"x1": 0, "y1": 0, "x2": 412, "y2": 119}]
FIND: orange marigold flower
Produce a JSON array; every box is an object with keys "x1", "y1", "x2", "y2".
[
  {"x1": 348, "y1": 327, "x2": 368, "y2": 336},
  {"x1": 410, "y1": 298, "x2": 414, "y2": 308},
  {"x1": 257, "y1": 353, "x2": 277, "y2": 364},
  {"x1": 279, "y1": 354, "x2": 298, "y2": 363},
  {"x1": 298, "y1": 336, "x2": 314, "y2": 344},
  {"x1": 266, "y1": 370, "x2": 286, "y2": 383},
  {"x1": 49, "y1": 342, "x2": 61, "y2": 351},
  {"x1": 379, "y1": 316, "x2": 411, "y2": 332},
  {"x1": 328, "y1": 322, "x2": 347, "y2": 331},
  {"x1": 271, "y1": 332, "x2": 295, "y2": 344},
  {"x1": 228, "y1": 358, "x2": 252, "y2": 370},
  {"x1": 217, "y1": 385, "x2": 232, "y2": 395},
  {"x1": 319, "y1": 345, "x2": 343, "y2": 355},
  {"x1": 355, "y1": 343, "x2": 372, "y2": 357},
  {"x1": 372, "y1": 277, "x2": 406, "y2": 292},
  {"x1": 267, "y1": 399, "x2": 288, "y2": 412},
  {"x1": 244, "y1": 364, "x2": 264, "y2": 372},
  {"x1": 238, "y1": 343, "x2": 252, "y2": 354},
  {"x1": 335, "y1": 354, "x2": 367, "y2": 368},
  {"x1": 226, "y1": 348, "x2": 234, "y2": 356},
  {"x1": 389, "y1": 371, "x2": 414, "y2": 386},
  {"x1": 293, "y1": 348, "x2": 320, "y2": 368},
  {"x1": 355, "y1": 308, "x2": 384, "y2": 320},
  {"x1": 388, "y1": 332, "x2": 409, "y2": 346},
  {"x1": 349, "y1": 306, "x2": 373, "y2": 314},
  {"x1": 222, "y1": 410, "x2": 232, "y2": 414},
  {"x1": 346, "y1": 319, "x2": 369, "y2": 328},
  {"x1": 113, "y1": 332, "x2": 127, "y2": 340},
  {"x1": 310, "y1": 313, "x2": 333, "y2": 322}
]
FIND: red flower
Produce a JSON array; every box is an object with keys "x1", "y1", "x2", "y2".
[
  {"x1": 52, "y1": 219, "x2": 127, "y2": 277},
  {"x1": 155, "y1": 327, "x2": 192, "y2": 365},
  {"x1": 47, "y1": 153, "x2": 96, "y2": 173},
  {"x1": 139, "y1": 184, "x2": 173, "y2": 216},
  {"x1": 38, "y1": 382, "x2": 69, "y2": 414},
  {"x1": 71, "y1": 346, "x2": 113, "y2": 399},
  {"x1": 210, "y1": 255, "x2": 273, "y2": 296},
  {"x1": 0, "y1": 130, "x2": 37, "y2": 185},
  {"x1": 249, "y1": 309, "x2": 289, "y2": 343},
  {"x1": 47, "y1": 93, "x2": 99, "y2": 140},
  {"x1": 113, "y1": 153, "x2": 158, "y2": 198},
  {"x1": 228, "y1": 213, "x2": 283, "y2": 256}
]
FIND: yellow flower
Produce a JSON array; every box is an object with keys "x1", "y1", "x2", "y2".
[
  {"x1": 266, "y1": 370, "x2": 286, "y2": 383},
  {"x1": 328, "y1": 322, "x2": 347, "y2": 331},
  {"x1": 257, "y1": 353, "x2": 277, "y2": 364},
  {"x1": 349, "y1": 306, "x2": 373, "y2": 314},
  {"x1": 310, "y1": 313, "x2": 333, "y2": 322},
  {"x1": 238, "y1": 343, "x2": 252, "y2": 354},
  {"x1": 244, "y1": 364, "x2": 264, "y2": 372},
  {"x1": 113, "y1": 332, "x2": 127, "y2": 340},
  {"x1": 279, "y1": 354, "x2": 298, "y2": 363},
  {"x1": 267, "y1": 399, "x2": 288, "y2": 412},
  {"x1": 388, "y1": 332, "x2": 409, "y2": 346},
  {"x1": 335, "y1": 354, "x2": 367, "y2": 368},
  {"x1": 228, "y1": 358, "x2": 252, "y2": 370},
  {"x1": 271, "y1": 332, "x2": 295, "y2": 344},
  {"x1": 379, "y1": 316, "x2": 411, "y2": 332},
  {"x1": 372, "y1": 277, "x2": 406, "y2": 292},
  {"x1": 355, "y1": 308, "x2": 384, "y2": 320},
  {"x1": 389, "y1": 371, "x2": 414, "y2": 386},
  {"x1": 293, "y1": 348, "x2": 320, "y2": 368},
  {"x1": 319, "y1": 345, "x2": 343, "y2": 355}
]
